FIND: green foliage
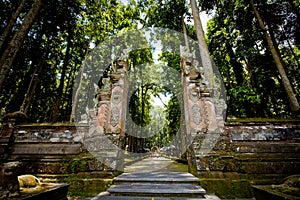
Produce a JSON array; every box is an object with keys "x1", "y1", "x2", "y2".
[
  {"x1": 228, "y1": 86, "x2": 261, "y2": 117},
  {"x1": 141, "y1": 0, "x2": 188, "y2": 31},
  {"x1": 1, "y1": 0, "x2": 298, "y2": 125},
  {"x1": 163, "y1": 94, "x2": 181, "y2": 143},
  {"x1": 205, "y1": 0, "x2": 300, "y2": 117},
  {"x1": 159, "y1": 52, "x2": 181, "y2": 72},
  {"x1": 0, "y1": 0, "x2": 137, "y2": 122}
]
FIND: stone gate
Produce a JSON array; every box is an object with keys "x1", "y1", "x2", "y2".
[
  {"x1": 83, "y1": 44, "x2": 226, "y2": 172},
  {"x1": 1, "y1": 28, "x2": 299, "y2": 199}
]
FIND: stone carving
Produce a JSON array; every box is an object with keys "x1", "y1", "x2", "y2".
[
  {"x1": 32, "y1": 131, "x2": 52, "y2": 140},
  {"x1": 113, "y1": 60, "x2": 128, "y2": 73},
  {"x1": 180, "y1": 45, "x2": 201, "y2": 78},
  {"x1": 204, "y1": 100, "x2": 218, "y2": 132},
  {"x1": 97, "y1": 103, "x2": 109, "y2": 129},
  {"x1": 110, "y1": 107, "x2": 119, "y2": 127},
  {"x1": 189, "y1": 87, "x2": 199, "y2": 103},
  {"x1": 112, "y1": 90, "x2": 122, "y2": 105},
  {"x1": 191, "y1": 104, "x2": 201, "y2": 125},
  {"x1": 185, "y1": 64, "x2": 200, "y2": 78},
  {"x1": 180, "y1": 45, "x2": 195, "y2": 59},
  {"x1": 101, "y1": 78, "x2": 111, "y2": 91}
]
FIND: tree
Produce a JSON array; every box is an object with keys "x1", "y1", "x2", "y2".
[
  {"x1": 0, "y1": 0, "x2": 27, "y2": 52},
  {"x1": 70, "y1": 39, "x2": 90, "y2": 123},
  {"x1": 50, "y1": 27, "x2": 73, "y2": 122},
  {"x1": 203, "y1": 0, "x2": 299, "y2": 117},
  {"x1": 20, "y1": 59, "x2": 44, "y2": 115},
  {"x1": 249, "y1": 0, "x2": 299, "y2": 113},
  {"x1": 190, "y1": 0, "x2": 212, "y2": 72},
  {"x1": 0, "y1": 0, "x2": 42, "y2": 91}
]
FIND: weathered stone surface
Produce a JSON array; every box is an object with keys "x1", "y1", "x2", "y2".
[
  {"x1": 107, "y1": 60, "x2": 128, "y2": 135},
  {"x1": 0, "y1": 162, "x2": 22, "y2": 199},
  {"x1": 1, "y1": 118, "x2": 299, "y2": 199},
  {"x1": 11, "y1": 143, "x2": 82, "y2": 155},
  {"x1": 252, "y1": 178, "x2": 300, "y2": 200},
  {"x1": 114, "y1": 172, "x2": 200, "y2": 183},
  {"x1": 108, "y1": 183, "x2": 206, "y2": 196},
  {"x1": 200, "y1": 179, "x2": 253, "y2": 199},
  {"x1": 194, "y1": 122, "x2": 300, "y2": 199},
  {"x1": 14, "y1": 124, "x2": 79, "y2": 143},
  {"x1": 224, "y1": 123, "x2": 300, "y2": 141},
  {"x1": 106, "y1": 169, "x2": 214, "y2": 198},
  {"x1": 97, "y1": 102, "x2": 109, "y2": 130},
  {"x1": 232, "y1": 141, "x2": 300, "y2": 153}
]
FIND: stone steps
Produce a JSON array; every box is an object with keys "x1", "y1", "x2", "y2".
[
  {"x1": 0, "y1": 137, "x2": 11, "y2": 160},
  {"x1": 95, "y1": 172, "x2": 220, "y2": 199},
  {"x1": 97, "y1": 196, "x2": 220, "y2": 200},
  {"x1": 113, "y1": 172, "x2": 200, "y2": 184},
  {"x1": 108, "y1": 183, "x2": 205, "y2": 197}
]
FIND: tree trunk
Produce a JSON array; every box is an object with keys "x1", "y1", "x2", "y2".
[
  {"x1": 70, "y1": 40, "x2": 90, "y2": 123},
  {"x1": 181, "y1": 17, "x2": 190, "y2": 52},
  {"x1": 190, "y1": 0, "x2": 207, "y2": 58},
  {"x1": 0, "y1": 0, "x2": 42, "y2": 92},
  {"x1": 190, "y1": 0, "x2": 215, "y2": 88},
  {"x1": 225, "y1": 42, "x2": 244, "y2": 85},
  {"x1": 0, "y1": 0, "x2": 27, "y2": 52},
  {"x1": 21, "y1": 60, "x2": 45, "y2": 115},
  {"x1": 51, "y1": 31, "x2": 72, "y2": 123},
  {"x1": 63, "y1": 63, "x2": 77, "y2": 121},
  {"x1": 249, "y1": 0, "x2": 300, "y2": 112}
]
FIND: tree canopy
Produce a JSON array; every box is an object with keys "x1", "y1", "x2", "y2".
[{"x1": 0, "y1": 0, "x2": 299, "y2": 128}]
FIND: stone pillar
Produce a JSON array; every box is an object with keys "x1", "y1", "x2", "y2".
[
  {"x1": 88, "y1": 59, "x2": 129, "y2": 172},
  {"x1": 181, "y1": 49, "x2": 202, "y2": 173},
  {"x1": 108, "y1": 59, "x2": 129, "y2": 136},
  {"x1": 180, "y1": 46, "x2": 226, "y2": 173},
  {"x1": 108, "y1": 59, "x2": 128, "y2": 172},
  {"x1": 97, "y1": 77, "x2": 112, "y2": 134}
]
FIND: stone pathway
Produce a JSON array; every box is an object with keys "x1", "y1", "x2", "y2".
[
  {"x1": 124, "y1": 156, "x2": 185, "y2": 173},
  {"x1": 88, "y1": 156, "x2": 220, "y2": 200}
]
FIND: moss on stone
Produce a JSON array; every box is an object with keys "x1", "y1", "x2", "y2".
[
  {"x1": 272, "y1": 175, "x2": 300, "y2": 198},
  {"x1": 200, "y1": 179, "x2": 253, "y2": 199},
  {"x1": 226, "y1": 117, "x2": 300, "y2": 124},
  {"x1": 60, "y1": 175, "x2": 113, "y2": 198}
]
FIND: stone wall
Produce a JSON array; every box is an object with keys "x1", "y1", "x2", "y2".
[
  {"x1": 2, "y1": 124, "x2": 114, "y2": 197},
  {"x1": 1, "y1": 121, "x2": 299, "y2": 198},
  {"x1": 196, "y1": 121, "x2": 300, "y2": 199}
]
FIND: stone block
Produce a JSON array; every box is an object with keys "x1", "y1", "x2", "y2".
[{"x1": 11, "y1": 143, "x2": 82, "y2": 155}]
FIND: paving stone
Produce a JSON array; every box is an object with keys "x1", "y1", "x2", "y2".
[
  {"x1": 114, "y1": 172, "x2": 200, "y2": 184},
  {"x1": 108, "y1": 183, "x2": 206, "y2": 196},
  {"x1": 90, "y1": 157, "x2": 221, "y2": 200},
  {"x1": 93, "y1": 195, "x2": 220, "y2": 200}
]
